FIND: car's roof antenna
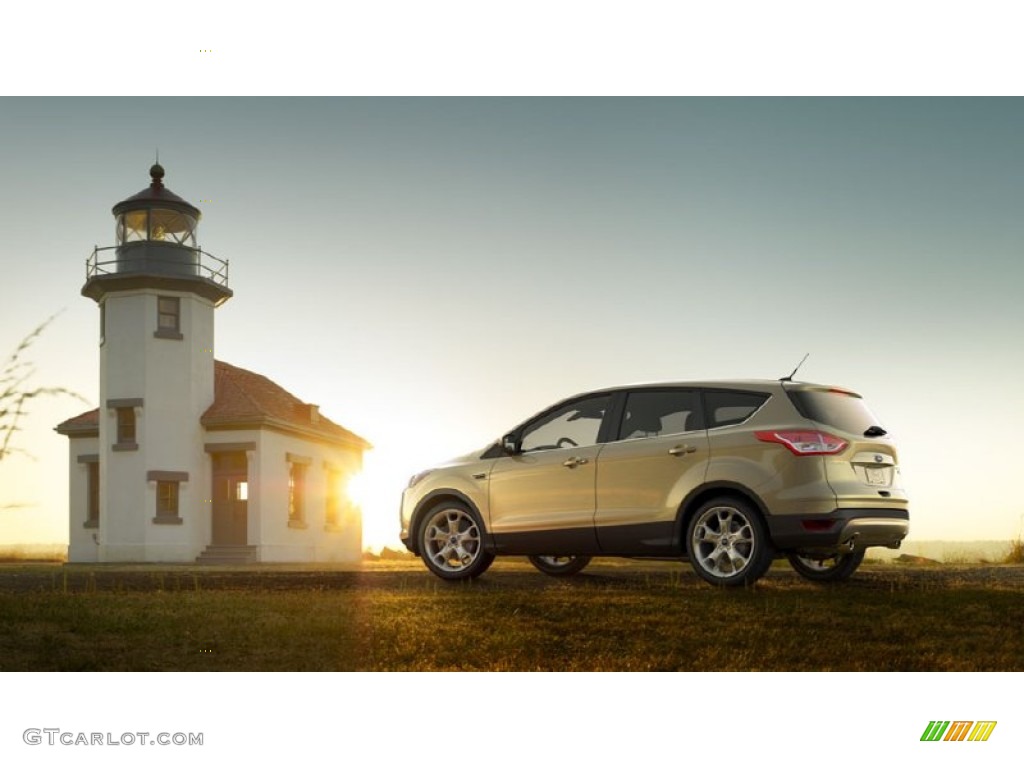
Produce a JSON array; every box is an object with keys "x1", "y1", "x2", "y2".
[{"x1": 780, "y1": 353, "x2": 809, "y2": 382}]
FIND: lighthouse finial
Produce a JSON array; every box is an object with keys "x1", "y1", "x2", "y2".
[{"x1": 149, "y1": 151, "x2": 165, "y2": 187}]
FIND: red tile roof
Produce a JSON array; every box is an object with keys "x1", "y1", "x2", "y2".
[
  {"x1": 202, "y1": 361, "x2": 369, "y2": 448},
  {"x1": 56, "y1": 360, "x2": 370, "y2": 450},
  {"x1": 54, "y1": 407, "x2": 100, "y2": 436}
]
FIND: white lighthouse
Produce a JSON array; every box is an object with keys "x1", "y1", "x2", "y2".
[
  {"x1": 82, "y1": 163, "x2": 230, "y2": 561},
  {"x1": 58, "y1": 165, "x2": 368, "y2": 564}
]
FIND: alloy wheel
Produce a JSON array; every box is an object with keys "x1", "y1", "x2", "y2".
[
  {"x1": 690, "y1": 505, "x2": 757, "y2": 579},
  {"x1": 423, "y1": 507, "x2": 482, "y2": 573}
]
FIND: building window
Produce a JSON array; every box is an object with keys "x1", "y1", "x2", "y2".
[
  {"x1": 99, "y1": 302, "x2": 106, "y2": 346},
  {"x1": 286, "y1": 453, "x2": 311, "y2": 529},
  {"x1": 155, "y1": 296, "x2": 182, "y2": 340},
  {"x1": 108, "y1": 399, "x2": 142, "y2": 451},
  {"x1": 325, "y1": 468, "x2": 341, "y2": 527},
  {"x1": 288, "y1": 463, "x2": 306, "y2": 523},
  {"x1": 158, "y1": 297, "x2": 179, "y2": 330},
  {"x1": 116, "y1": 407, "x2": 136, "y2": 445},
  {"x1": 148, "y1": 470, "x2": 187, "y2": 524},
  {"x1": 157, "y1": 481, "x2": 179, "y2": 517},
  {"x1": 86, "y1": 462, "x2": 99, "y2": 528}
]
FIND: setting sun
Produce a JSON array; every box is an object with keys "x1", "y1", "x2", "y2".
[
  {"x1": 343, "y1": 470, "x2": 370, "y2": 511},
  {"x1": 351, "y1": 443, "x2": 469, "y2": 554}
]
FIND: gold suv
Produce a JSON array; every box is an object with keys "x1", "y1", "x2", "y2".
[{"x1": 400, "y1": 380, "x2": 909, "y2": 586}]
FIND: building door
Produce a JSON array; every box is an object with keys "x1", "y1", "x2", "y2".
[{"x1": 212, "y1": 452, "x2": 248, "y2": 546}]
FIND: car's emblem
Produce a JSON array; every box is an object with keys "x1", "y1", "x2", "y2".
[{"x1": 874, "y1": 455, "x2": 885, "y2": 463}]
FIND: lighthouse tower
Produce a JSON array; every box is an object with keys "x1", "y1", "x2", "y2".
[{"x1": 81, "y1": 164, "x2": 232, "y2": 561}]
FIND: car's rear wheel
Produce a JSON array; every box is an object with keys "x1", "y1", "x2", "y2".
[
  {"x1": 528, "y1": 555, "x2": 592, "y2": 577},
  {"x1": 686, "y1": 497, "x2": 773, "y2": 587},
  {"x1": 787, "y1": 550, "x2": 865, "y2": 582},
  {"x1": 418, "y1": 502, "x2": 494, "y2": 580}
]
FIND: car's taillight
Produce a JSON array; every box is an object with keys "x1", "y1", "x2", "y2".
[{"x1": 755, "y1": 430, "x2": 848, "y2": 455}]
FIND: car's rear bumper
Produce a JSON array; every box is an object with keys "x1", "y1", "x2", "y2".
[{"x1": 767, "y1": 508, "x2": 909, "y2": 554}]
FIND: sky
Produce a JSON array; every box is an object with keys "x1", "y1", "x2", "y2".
[{"x1": 1, "y1": 97, "x2": 1022, "y2": 551}]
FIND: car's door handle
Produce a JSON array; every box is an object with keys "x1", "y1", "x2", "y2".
[
  {"x1": 563, "y1": 456, "x2": 589, "y2": 468},
  {"x1": 668, "y1": 444, "x2": 697, "y2": 456}
]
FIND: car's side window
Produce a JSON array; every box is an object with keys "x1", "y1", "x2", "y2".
[
  {"x1": 520, "y1": 395, "x2": 611, "y2": 453},
  {"x1": 618, "y1": 390, "x2": 701, "y2": 440},
  {"x1": 704, "y1": 390, "x2": 770, "y2": 428}
]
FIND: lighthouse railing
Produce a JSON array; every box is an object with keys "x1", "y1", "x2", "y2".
[{"x1": 86, "y1": 245, "x2": 230, "y2": 288}]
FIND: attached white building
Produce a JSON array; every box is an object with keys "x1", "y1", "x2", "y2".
[{"x1": 56, "y1": 164, "x2": 369, "y2": 564}]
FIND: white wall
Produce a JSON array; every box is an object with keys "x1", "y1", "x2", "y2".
[
  {"x1": 253, "y1": 430, "x2": 363, "y2": 563},
  {"x1": 98, "y1": 289, "x2": 216, "y2": 562}
]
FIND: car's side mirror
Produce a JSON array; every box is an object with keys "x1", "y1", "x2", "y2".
[{"x1": 502, "y1": 433, "x2": 520, "y2": 455}]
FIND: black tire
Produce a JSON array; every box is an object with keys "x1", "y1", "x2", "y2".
[
  {"x1": 528, "y1": 555, "x2": 592, "y2": 577},
  {"x1": 417, "y1": 501, "x2": 494, "y2": 581},
  {"x1": 787, "y1": 550, "x2": 865, "y2": 582},
  {"x1": 686, "y1": 496, "x2": 773, "y2": 587}
]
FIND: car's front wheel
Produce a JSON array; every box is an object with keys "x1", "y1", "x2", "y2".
[
  {"x1": 686, "y1": 497, "x2": 773, "y2": 587},
  {"x1": 418, "y1": 502, "x2": 494, "y2": 580},
  {"x1": 528, "y1": 555, "x2": 592, "y2": 577},
  {"x1": 787, "y1": 550, "x2": 865, "y2": 582}
]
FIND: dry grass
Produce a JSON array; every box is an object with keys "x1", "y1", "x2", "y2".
[
  {"x1": 0, "y1": 559, "x2": 1022, "y2": 671},
  {"x1": 1005, "y1": 537, "x2": 1024, "y2": 565},
  {"x1": 0, "y1": 545, "x2": 67, "y2": 563}
]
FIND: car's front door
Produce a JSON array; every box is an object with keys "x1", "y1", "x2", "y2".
[
  {"x1": 487, "y1": 393, "x2": 612, "y2": 555},
  {"x1": 595, "y1": 388, "x2": 708, "y2": 555}
]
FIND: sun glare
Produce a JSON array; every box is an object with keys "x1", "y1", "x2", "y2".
[
  {"x1": 345, "y1": 471, "x2": 370, "y2": 510},
  {"x1": 348, "y1": 434, "x2": 480, "y2": 554}
]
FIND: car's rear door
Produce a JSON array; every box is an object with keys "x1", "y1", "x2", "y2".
[{"x1": 594, "y1": 388, "x2": 709, "y2": 555}]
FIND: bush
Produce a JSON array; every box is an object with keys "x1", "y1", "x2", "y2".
[{"x1": 1005, "y1": 537, "x2": 1024, "y2": 565}]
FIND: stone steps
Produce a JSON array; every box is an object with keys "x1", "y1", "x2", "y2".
[{"x1": 195, "y1": 545, "x2": 257, "y2": 565}]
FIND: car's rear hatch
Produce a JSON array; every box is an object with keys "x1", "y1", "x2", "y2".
[{"x1": 784, "y1": 384, "x2": 908, "y2": 510}]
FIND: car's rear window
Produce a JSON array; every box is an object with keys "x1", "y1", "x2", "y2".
[
  {"x1": 787, "y1": 388, "x2": 881, "y2": 434},
  {"x1": 704, "y1": 391, "x2": 770, "y2": 428}
]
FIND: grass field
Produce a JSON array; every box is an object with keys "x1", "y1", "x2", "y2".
[{"x1": 1, "y1": 559, "x2": 1021, "y2": 671}]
